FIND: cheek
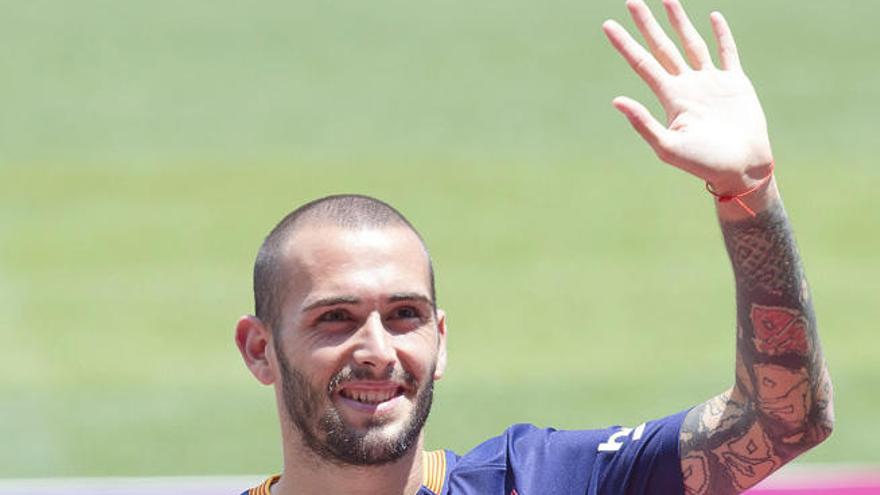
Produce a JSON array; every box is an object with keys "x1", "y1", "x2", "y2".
[
  {"x1": 393, "y1": 330, "x2": 440, "y2": 376},
  {"x1": 281, "y1": 341, "x2": 341, "y2": 389},
  {"x1": 297, "y1": 349, "x2": 342, "y2": 380}
]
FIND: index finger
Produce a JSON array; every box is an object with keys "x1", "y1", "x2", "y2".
[{"x1": 603, "y1": 19, "x2": 670, "y2": 93}]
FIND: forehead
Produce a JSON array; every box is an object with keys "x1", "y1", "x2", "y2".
[{"x1": 279, "y1": 225, "x2": 432, "y2": 306}]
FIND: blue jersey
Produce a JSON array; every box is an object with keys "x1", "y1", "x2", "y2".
[{"x1": 243, "y1": 409, "x2": 687, "y2": 495}]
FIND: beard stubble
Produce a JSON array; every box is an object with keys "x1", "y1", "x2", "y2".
[{"x1": 276, "y1": 347, "x2": 435, "y2": 466}]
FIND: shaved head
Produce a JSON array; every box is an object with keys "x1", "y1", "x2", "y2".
[{"x1": 253, "y1": 194, "x2": 435, "y2": 336}]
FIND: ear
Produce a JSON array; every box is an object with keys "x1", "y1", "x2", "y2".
[
  {"x1": 433, "y1": 309, "x2": 448, "y2": 381},
  {"x1": 235, "y1": 315, "x2": 276, "y2": 385}
]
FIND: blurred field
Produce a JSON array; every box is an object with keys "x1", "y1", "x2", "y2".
[{"x1": 1, "y1": 0, "x2": 879, "y2": 477}]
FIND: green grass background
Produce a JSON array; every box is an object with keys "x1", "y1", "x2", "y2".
[{"x1": 1, "y1": 0, "x2": 878, "y2": 477}]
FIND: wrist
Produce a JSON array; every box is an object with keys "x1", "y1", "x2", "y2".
[
  {"x1": 706, "y1": 159, "x2": 775, "y2": 219},
  {"x1": 706, "y1": 159, "x2": 775, "y2": 197},
  {"x1": 714, "y1": 175, "x2": 780, "y2": 222}
]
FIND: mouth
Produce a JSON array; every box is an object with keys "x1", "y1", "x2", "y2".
[{"x1": 336, "y1": 383, "x2": 407, "y2": 414}]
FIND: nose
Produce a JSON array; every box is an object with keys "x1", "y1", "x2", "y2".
[{"x1": 351, "y1": 312, "x2": 396, "y2": 371}]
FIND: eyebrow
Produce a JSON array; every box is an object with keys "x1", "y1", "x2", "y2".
[
  {"x1": 388, "y1": 292, "x2": 434, "y2": 306},
  {"x1": 300, "y1": 292, "x2": 434, "y2": 313},
  {"x1": 301, "y1": 296, "x2": 360, "y2": 312}
]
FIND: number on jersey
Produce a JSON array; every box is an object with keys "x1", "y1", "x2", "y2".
[{"x1": 597, "y1": 423, "x2": 647, "y2": 452}]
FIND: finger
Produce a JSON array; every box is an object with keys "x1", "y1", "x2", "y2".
[
  {"x1": 612, "y1": 96, "x2": 670, "y2": 156},
  {"x1": 603, "y1": 20, "x2": 670, "y2": 93},
  {"x1": 626, "y1": 0, "x2": 688, "y2": 75},
  {"x1": 663, "y1": 0, "x2": 713, "y2": 69},
  {"x1": 710, "y1": 11, "x2": 741, "y2": 71}
]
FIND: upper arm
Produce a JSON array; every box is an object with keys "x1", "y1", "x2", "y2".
[
  {"x1": 679, "y1": 387, "x2": 771, "y2": 494},
  {"x1": 679, "y1": 367, "x2": 832, "y2": 495}
]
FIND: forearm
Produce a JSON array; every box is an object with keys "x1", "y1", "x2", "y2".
[
  {"x1": 722, "y1": 186, "x2": 833, "y2": 447},
  {"x1": 680, "y1": 185, "x2": 834, "y2": 494}
]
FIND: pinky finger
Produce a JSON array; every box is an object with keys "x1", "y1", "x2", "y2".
[
  {"x1": 710, "y1": 12, "x2": 741, "y2": 71},
  {"x1": 612, "y1": 96, "x2": 670, "y2": 157}
]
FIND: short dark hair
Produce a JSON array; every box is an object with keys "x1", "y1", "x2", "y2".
[{"x1": 253, "y1": 194, "x2": 435, "y2": 336}]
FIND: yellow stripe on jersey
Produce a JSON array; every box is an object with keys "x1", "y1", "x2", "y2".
[
  {"x1": 248, "y1": 474, "x2": 280, "y2": 495},
  {"x1": 422, "y1": 449, "x2": 447, "y2": 494},
  {"x1": 247, "y1": 451, "x2": 446, "y2": 495}
]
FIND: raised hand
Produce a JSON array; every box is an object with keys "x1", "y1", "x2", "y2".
[
  {"x1": 603, "y1": 4, "x2": 834, "y2": 494},
  {"x1": 603, "y1": 0, "x2": 773, "y2": 196}
]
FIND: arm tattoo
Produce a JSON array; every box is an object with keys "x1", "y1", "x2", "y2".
[{"x1": 679, "y1": 201, "x2": 834, "y2": 495}]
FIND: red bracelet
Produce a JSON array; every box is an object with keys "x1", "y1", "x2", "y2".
[{"x1": 705, "y1": 162, "x2": 775, "y2": 217}]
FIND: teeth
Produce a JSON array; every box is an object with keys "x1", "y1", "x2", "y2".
[{"x1": 341, "y1": 388, "x2": 398, "y2": 404}]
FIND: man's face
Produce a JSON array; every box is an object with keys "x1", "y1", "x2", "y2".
[{"x1": 271, "y1": 225, "x2": 446, "y2": 465}]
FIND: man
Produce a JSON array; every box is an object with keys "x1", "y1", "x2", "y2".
[{"x1": 235, "y1": 0, "x2": 834, "y2": 493}]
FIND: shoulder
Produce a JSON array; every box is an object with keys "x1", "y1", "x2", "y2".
[
  {"x1": 444, "y1": 423, "x2": 617, "y2": 494},
  {"x1": 446, "y1": 411, "x2": 689, "y2": 494}
]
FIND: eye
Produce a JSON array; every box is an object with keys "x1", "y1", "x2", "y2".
[
  {"x1": 392, "y1": 306, "x2": 421, "y2": 320},
  {"x1": 317, "y1": 309, "x2": 350, "y2": 323}
]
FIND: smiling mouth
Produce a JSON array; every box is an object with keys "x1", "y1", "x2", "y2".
[{"x1": 338, "y1": 386, "x2": 406, "y2": 405}]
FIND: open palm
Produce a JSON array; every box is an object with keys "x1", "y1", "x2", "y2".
[{"x1": 603, "y1": 0, "x2": 773, "y2": 194}]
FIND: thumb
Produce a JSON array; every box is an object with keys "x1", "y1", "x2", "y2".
[{"x1": 612, "y1": 96, "x2": 670, "y2": 157}]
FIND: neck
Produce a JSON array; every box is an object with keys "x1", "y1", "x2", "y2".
[{"x1": 272, "y1": 436, "x2": 425, "y2": 495}]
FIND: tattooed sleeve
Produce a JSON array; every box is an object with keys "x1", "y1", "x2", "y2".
[{"x1": 679, "y1": 200, "x2": 834, "y2": 495}]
